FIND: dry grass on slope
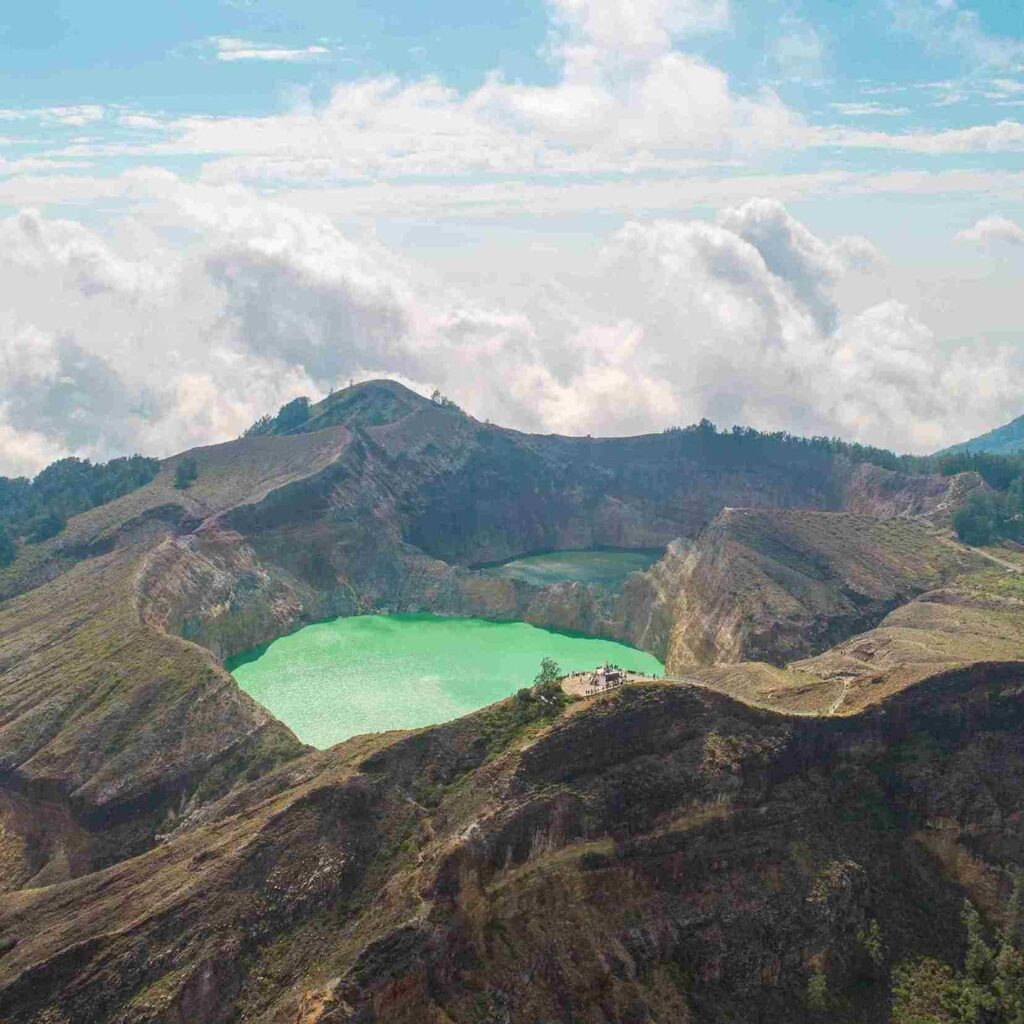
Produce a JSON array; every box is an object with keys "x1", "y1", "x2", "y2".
[
  {"x1": 0, "y1": 543, "x2": 303, "y2": 883},
  {"x1": 664, "y1": 509, "x2": 983, "y2": 675},
  {"x1": 4, "y1": 676, "x2": 1018, "y2": 1024},
  {"x1": 687, "y1": 564, "x2": 1024, "y2": 716}
]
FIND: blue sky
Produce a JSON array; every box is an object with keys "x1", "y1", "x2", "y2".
[
  {"x1": 0, "y1": 0, "x2": 1023, "y2": 474},
  {"x1": 1, "y1": 0, "x2": 1020, "y2": 117}
]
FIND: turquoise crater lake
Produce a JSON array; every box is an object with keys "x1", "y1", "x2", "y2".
[
  {"x1": 228, "y1": 613, "x2": 664, "y2": 748},
  {"x1": 481, "y1": 548, "x2": 661, "y2": 588}
]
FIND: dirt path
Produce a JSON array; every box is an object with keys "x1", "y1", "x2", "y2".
[
  {"x1": 828, "y1": 680, "x2": 850, "y2": 716},
  {"x1": 965, "y1": 545, "x2": 1024, "y2": 573},
  {"x1": 911, "y1": 516, "x2": 1024, "y2": 574}
]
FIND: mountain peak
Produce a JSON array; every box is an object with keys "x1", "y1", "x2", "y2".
[{"x1": 305, "y1": 378, "x2": 434, "y2": 432}]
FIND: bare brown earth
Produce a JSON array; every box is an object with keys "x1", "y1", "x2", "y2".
[{"x1": 0, "y1": 379, "x2": 1017, "y2": 1023}]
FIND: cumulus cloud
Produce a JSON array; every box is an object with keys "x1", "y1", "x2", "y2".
[
  {"x1": 582, "y1": 204, "x2": 1022, "y2": 449},
  {"x1": 956, "y1": 214, "x2": 1024, "y2": 246},
  {"x1": 0, "y1": 413, "x2": 67, "y2": 479},
  {"x1": 547, "y1": 0, "x2": 731, "y2": 56},
  {"x1": 0, "y1": 187, "x2": 1020, "y2": 477},
  {"x1": 32, "y1": 0, "x2": 798, "y2": 185},
  {"x1": 0, "y1": 209, "x2": 166, "y2": 295}
]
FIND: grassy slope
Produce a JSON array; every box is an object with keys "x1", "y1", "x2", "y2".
[
  {"x1": 0, "y1": 418, "x2": 357, "y2": 787},
  {"x1": 0, "y1": 426, "x2": 362, "y2": 886},
  {"x1": 938, "y1": 413, "x2": 1024, "y2": 456},
  {"x1": 0, "y1": 546, "x2": 300, "y2": 806},
  {"x1": 689, "y1": 557, "x2": 1024, "y2": 716}
]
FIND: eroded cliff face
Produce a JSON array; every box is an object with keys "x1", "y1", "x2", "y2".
[
  {"x1": 837, "y1": 461, "x2": 982, "y2": 521},
  {"x1": 616, "y1": 508, "x2": 983, "y2": 676},
  {"x1": 132, "y1": 406, "x2": 978, "y2": 676},
  {"x1": 400, "y1": 423, "x2": 969, "y2": 569},
  {"x1": 2, "y1": 671, "x2": 1023, "y2": 1024}
]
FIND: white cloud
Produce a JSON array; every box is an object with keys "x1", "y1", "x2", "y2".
[
  {"x1": 0, "y1": 190, "x2": 1018, "y2": 477},
  {"x1": 208, "y1": 37, "x2": 330, "y2": 63},
  {"x1": 0, "y1": 105, "x2": 104, "y2": 127},
  {"x1": 831, "y1": 101, "x2": 911, "y2": 117},
  {"x1": 1, "y1": 164, "x2": 1023, "y2": 228},
  {"x1": 717, "y1": 196, "x2": 846, "y2": 331},
  {"x1": 18, "y1": 1, "x2": 791, "y2": 184},
  {"x1": 0, "y1": 409, "x2": 68, "y2": 478},
  {"x1": 19, "y1": 85, "x2": 1024, "y2": 193},
  {"x1": 772, "y1": 15, "x2": 826, "y2": 80},
  {"x1": 956, "y1": 214, "x2": 1024, "y2": 246},
  {"x1": 1, "y1": 0, "x2": 1023, "y2": 475},
  {"x1": 831, "y1": 234, "x2": 885, "y2": 272},
  {"x1": 829, "y1": 118, "x2": 1024, "y2": 153},
  {"x1": 118, "y1": 114, "x2": 165, "y2": 129},
  {"x1": 0, "y1": 209, "x2": 166, "y2": 295},
  {"x1": 0, "y1": 156, "x2": 94, "y2": 175},
  {"x1": 547, "y1": 0, "x2": 731, "y2": 57},
  {"x1": 890, "y1": 0, "x2": 1024, "y2": 70},
  {"x1": 1, "y1": 0, "x2": 1017, "y2": 199},
  {"x1": 991, "y1": 79, "x2": 1024, "y2": 95}
]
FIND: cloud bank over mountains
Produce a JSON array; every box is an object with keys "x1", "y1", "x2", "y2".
[
  {"x1": 1, "y1": 186, "x2": 1020, "y2": 476},
  {"x1": 1, "y1": 0, "x2": 1023, "y2": 475}
]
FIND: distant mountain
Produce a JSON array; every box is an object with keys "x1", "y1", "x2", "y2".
[{"x1": 939, "y1": 413, "x2": 1024, "y2": 456}]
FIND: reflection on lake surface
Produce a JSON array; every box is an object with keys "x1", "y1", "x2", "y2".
[{"x1": 482, "y1": 548, "x2": 661, "y2": 588}]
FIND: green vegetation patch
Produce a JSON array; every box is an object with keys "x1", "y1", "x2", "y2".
[{"x1": 0, "y1": 454, "x2": 160, "y2": 564}]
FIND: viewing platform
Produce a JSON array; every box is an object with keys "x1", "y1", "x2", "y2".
[{"x1": 560, "y1": 664, "x2": 662, "y2": 698}]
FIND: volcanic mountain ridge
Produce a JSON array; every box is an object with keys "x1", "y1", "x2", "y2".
[{"x1": 0, "y1": 379, "x2": 1021, "y2": 1023}]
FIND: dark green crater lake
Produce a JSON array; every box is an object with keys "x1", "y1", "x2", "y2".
[
  {"x1": 481, "y1": 548, "x2": 661, "y2": 588},
  {"x1": 228, "y1": 613, "x2": 664, "y2": 748}
]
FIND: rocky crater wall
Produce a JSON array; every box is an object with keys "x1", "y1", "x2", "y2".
[{"x1": 136, "y1": 421, "x2": 981, "y2": 676}]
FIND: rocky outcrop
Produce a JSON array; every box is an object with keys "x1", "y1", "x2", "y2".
[{"x1": 837, "y1": 460, "x2": 982, "y2": 522}]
